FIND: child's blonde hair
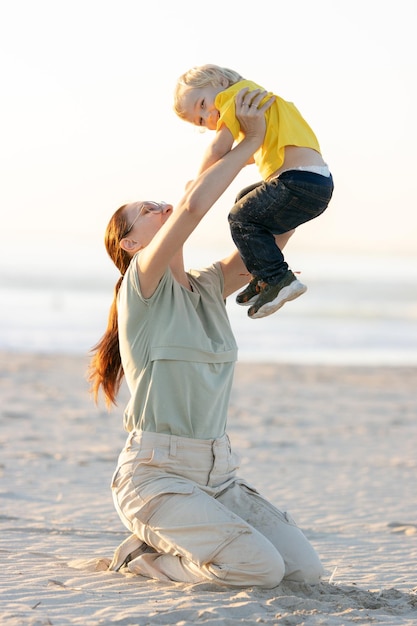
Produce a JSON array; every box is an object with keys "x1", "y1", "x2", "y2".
[{"x1": 173, "y1": 64, "x2": 243, "y2": 120}]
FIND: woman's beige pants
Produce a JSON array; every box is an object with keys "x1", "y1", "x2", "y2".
[{"x1": 110, "y1": 430, "x2": 323, "y2": 588}]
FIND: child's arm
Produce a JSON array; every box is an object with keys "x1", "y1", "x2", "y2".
[{"x1": 197, "y1": 125, "x2": 234, "y2": 175}]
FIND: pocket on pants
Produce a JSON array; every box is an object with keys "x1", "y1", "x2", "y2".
[
  {"x1": 111, "y1": 455, "x2": 196, "y2": 525},
  {"x1": 234, "y1": 480, "x2": 298, "y2": 527},
  {"x1": 110, "y1": 446, "x2": 171, "y2": 491}
]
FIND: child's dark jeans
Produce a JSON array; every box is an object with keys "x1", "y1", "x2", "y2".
[{"x1": 228, "y1": 170, "x2": 334, "y2": 285}]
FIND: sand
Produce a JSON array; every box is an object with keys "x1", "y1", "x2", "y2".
[{"x1": 1, "y1": 351, "x2": 416, "y2": 625}]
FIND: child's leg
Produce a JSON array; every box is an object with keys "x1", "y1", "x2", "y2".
[
  {"x1": 235, "y1": 230, "x2": 295, "y2": 306},
  {"x1": 229, "y1": 172, "x2": 332, "y2": 283},
  {"x1": 229, "y1": 172, "x2": 333, "y2": 317}
]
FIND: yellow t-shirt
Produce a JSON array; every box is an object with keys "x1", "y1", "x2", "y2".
[{"x1": 215, "y1": 79, "x2": 321, "y2": 180}]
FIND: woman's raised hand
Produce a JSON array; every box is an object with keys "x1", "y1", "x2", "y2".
[{"x1": 235, "y1": 87, "x2": 275, "y2": 141}]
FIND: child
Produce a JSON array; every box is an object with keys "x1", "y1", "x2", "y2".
[{"x1": 173, "y1": 64, "x2": 334, "y2": 319}]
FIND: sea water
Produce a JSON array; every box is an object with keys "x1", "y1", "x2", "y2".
[{"x1": 1, "y1": 243, "x2": 416, "y2": 365}]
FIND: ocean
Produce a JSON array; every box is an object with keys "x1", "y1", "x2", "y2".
[{"x1": 1, "y1": 242, "x2": 416, "y2": 366}]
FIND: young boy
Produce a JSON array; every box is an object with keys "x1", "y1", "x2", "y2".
[{"x1": 173, "y1": 64, "x2": 334, "y2": 319}]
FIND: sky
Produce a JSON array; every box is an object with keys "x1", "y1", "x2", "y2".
[{"x1": 1, "y1": 0, "x2": 416, "y2": 278}]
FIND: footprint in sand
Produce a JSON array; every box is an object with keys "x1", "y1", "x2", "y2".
[{"x1": 388, "y1": 522, "x2": 417, "y2": 535}]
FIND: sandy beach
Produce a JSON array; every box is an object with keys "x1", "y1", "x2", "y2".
[{"x1": 1, "y1": 351, "x2": 416, "y2": 625}]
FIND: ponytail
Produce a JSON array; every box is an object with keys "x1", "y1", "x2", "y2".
[
  {"x1": 88, "y1": 205, "x2": 132, "y2": 407},
  {"x1": 88, "y1": 277, "x2": 124, "y2": 407}
]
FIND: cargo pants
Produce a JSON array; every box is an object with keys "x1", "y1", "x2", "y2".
[{"x1": 110, "y1": 430, "x2": 324, "y2": 588}]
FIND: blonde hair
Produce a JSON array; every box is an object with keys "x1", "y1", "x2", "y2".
[{"x1": 173, "y1": 64, "x2": 243, "y2": 120}]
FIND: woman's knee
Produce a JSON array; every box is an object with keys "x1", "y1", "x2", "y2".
[
  {"x1": 213, "y1": 533, "x2": 285, "y2": 588},
  {"x1": 285, "y1": 553, "x2": 325, "y2": 585},
  {"x1": 251, "y1": 551, "x2": 285, "y2": 588}
]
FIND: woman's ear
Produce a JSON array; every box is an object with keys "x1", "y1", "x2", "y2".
[{"x1": 119, "y1": 237, "x2": 141, "y2": 253}]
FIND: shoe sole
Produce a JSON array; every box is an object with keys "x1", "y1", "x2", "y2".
[
  {"x1": 249, "y1": 280, "x2": 307, "y2": 319},
  {"x1": 236, "y1": 295, "x2": 259, "y2": 306}
]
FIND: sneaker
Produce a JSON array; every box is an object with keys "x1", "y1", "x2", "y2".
[
  {"x1": 248, "y1": 270, "x2": 307, "y2": 319},
  {"x1": 236, "y1": 277, "x2": 261, "y2": 306}
]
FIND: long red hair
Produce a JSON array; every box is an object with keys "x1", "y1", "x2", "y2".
[{"x1": 88, "y1": 205, "x2": 132, "y2": 407}]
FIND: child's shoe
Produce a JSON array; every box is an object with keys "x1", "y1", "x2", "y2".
[
  {"x1": 248, "y1": 270, "x2": 307, "y2": 319},
  {"x1": 236, "y1": 277, "x2": 261, "y2": 306}
]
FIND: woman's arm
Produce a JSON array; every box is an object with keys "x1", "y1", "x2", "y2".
[{"x1": 137, "y1": 89, "x2": 273, "y2": 297}]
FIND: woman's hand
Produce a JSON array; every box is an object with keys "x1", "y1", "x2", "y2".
[{"x1": 235, "y1": 88, "x2": 275, "y2": 144}]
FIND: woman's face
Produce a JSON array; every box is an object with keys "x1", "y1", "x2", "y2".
[
  {"x1": 122, "y1": 201, "x2": 173, "y2": 250},
  {"x1": 181, "y1": 84, "x2": 225, "y2": 130}
]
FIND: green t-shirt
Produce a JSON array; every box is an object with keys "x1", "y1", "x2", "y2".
[{"x1": 117, "y1": 259, "x2": 238, "y2": 438}]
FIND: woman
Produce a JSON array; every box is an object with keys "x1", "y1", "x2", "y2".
[{"x1": 89, "y1": 89, "x2": 324, "y2": 588}]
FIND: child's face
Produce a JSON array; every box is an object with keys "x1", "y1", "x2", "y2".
[{"x1": 181, "y1": 84, "x2": 225, "y2": 130}]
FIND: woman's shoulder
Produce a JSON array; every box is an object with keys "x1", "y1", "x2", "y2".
[
  {"x1": 123, "y1": 256, "x2": 172, "y2": 302},
  {"x1": 188, "y1": 262, "x2": 223, "y2": 292},
  {"x1": 188, "y1": 262, "x2": 221, "y2": 280}
]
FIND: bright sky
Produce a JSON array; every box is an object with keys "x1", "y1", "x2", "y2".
[{"x1": 1, "y1": 0, "x2": 416, "y2": 270}]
